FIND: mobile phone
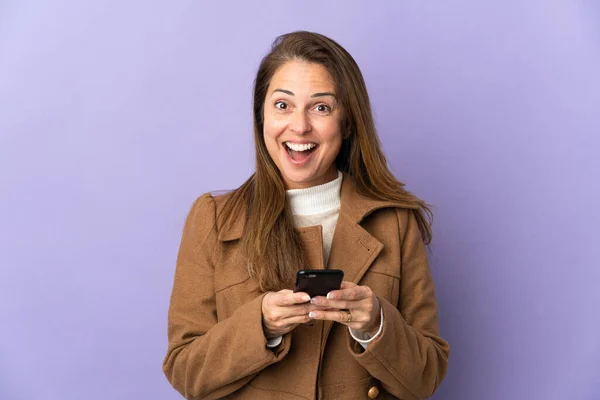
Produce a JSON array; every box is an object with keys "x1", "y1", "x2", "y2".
[{"x1": 294, "y1": 269, "x2": 344, "y2": 298}]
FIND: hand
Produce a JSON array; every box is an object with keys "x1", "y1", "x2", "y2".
[
  {"x1": 308, "y1": 281, "x2": 381, "y2": 336},
  {"x1": 261, "y1": 290, "x2": 325, "y2": 339}
]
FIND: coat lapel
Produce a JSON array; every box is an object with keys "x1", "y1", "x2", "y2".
[
  {"x1": 326, "y1": 172, "x2": 415, "y2": 281},
  {"x1": 326, "y1": 211, "x2": 383, "y2": 284}
]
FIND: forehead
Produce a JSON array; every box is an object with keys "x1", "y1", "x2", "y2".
[{"x1": 269, "y1": 61, "x2": 335, "y2": 92}]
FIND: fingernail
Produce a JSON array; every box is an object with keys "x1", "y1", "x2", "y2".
[
  {"x1": 303, "y1": 295, "x2": 311, "y2": 302},
  {"x1": 309, "y1": 312, "x2": 315, "y2": 318},
  {"x1": 327, "y1": 293, "x2": 333, "y2": 300},
  {"x1": 310, "y1": 298, "x2": 316, "y2": 304}
]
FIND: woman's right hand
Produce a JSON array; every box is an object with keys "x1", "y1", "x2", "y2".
[{"x1": 261, "y1": 290, "x2": 319, "y2": 338}]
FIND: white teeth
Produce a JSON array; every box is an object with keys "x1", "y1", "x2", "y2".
[{"x1": 285, "y1": 142, "x2": 317, "y2": 152}]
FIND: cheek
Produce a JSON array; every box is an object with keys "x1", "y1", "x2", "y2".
[
  {"x1": 262, "y1": 118, "x2": 278, "y2": 144},
  {"x1": 263, "y1": 112, "x2": 287, "y2": 136},
  {"x1": 262, "y1": 123, "x2": 283, "y2": 161},
  {"x1": 320, "y1": 123, "x2": 343, "y2": 153},
  {"x1": 263, "y1": 130, "x2": 278, "y2": 159}
]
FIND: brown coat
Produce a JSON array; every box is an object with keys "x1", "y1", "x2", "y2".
[{"x1": 163, "y1": 174, "x2": 450, "y2": 400}]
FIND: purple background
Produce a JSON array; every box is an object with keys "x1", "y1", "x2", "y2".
[{"x1": 1, "y1": 1, "x2": 599, "y2": 399}]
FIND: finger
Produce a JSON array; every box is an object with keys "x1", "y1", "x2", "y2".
[
  {"x1": 308, "y1": 309, "x2": 364, "y2": 324},
  {"x1": 265, "y1": 310, "x2": 313, "y2": 333},
  {"x1": 327, "y1": 286, "x2": 370, "y2": 301},
  {"x1": 310, "y1": 296, "x2": 354, "y2": 310},
  {"x1": 273, "y1": 302, "x2": 325, "y2": 320},
  {"x1": 290, "y1": 303, "x2": 330, "y2": 317},
  {"x1": 340, "y1": 281, "x2": 357, "y2": 290},
  {"x1": 280, "y1": 313, "x2": 312, "y2": 325},
  {"x1": 274, "y1": 291, "x2": 311, "y2": 306}
]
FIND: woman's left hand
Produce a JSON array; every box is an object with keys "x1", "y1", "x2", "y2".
[{"x1": 308, "y1": 281, "x2": 381, "y2": 336}]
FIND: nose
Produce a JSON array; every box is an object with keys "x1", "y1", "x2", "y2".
[{"x1": 289, "y1": 110, "x2": 311, "y2": 135}]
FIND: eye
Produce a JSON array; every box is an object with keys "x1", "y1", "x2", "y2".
[
  {"x1": 315, "y1": 104, "x2": 331, "y2": 113},
  {"x1": 275, "y1": 101, "x2": 288, "y2": 110}
]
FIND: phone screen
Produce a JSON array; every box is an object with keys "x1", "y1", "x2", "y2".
[{"x1": 294, "y1": 269, "x2": 344, "y2": 298}]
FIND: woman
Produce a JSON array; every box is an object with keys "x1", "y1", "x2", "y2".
[{"x1": 163, "y1": 31, "x2": 450, "y2": 400}]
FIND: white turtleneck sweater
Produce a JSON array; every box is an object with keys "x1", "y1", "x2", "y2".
[
  {"x1": 266, "y1": 171, "x2": 383, "y2": 350},
  {"x1": 286, "y1": 170, "x2": 344, "y2": 266}
]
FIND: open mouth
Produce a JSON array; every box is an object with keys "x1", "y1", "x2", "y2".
[{"x1": 284, "y1": 141, "x2": 318, "y2": 163}]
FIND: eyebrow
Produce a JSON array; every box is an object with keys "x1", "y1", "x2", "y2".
[{"x1": 271, "y1": 89, "x2": 337, "y2": 99}]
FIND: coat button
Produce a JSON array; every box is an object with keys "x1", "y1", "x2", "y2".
[{"x1": 367, "y1": 385, "x2": 379, "y2": 398}]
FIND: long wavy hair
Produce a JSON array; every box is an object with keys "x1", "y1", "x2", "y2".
[{"x1": 219, "y1": 31, "x2": 433, "y2": 292}]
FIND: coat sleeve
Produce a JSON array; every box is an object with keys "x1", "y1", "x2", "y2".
[
  {"x1": 347, "y1": 208, "x2": 450, "y2": 400},
  {"x1": 162, "y1": 194, "x2": 291, "y2": 400}
]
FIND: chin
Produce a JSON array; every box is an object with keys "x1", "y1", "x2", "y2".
[{"x1": 281, "y1": 169, "x2": 325, "y2": 189}]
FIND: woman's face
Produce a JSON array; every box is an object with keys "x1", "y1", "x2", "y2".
[{"x1": 263, "y1": 61, "x2": 343, "y2": 190}]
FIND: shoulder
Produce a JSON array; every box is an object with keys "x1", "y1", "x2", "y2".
[
  {"x1": 361, "y1": 202, "x2": 421, "y2": 241},
  {"x1": 186, "y1": 190, "x2": 245, "y2": 242},
  {"x1": 340, "y1": 172, "x2": 420, "y2": 224},
  {"x1": 391, "y1": 207, "x2": 428, "y2": 246},
  {"x1": 188, "y1": 190, "x2": 236, "y2": 216},
  {"x1": 184, "y1": 193, "x2": 218, "y2": 230},
  {"x1": 392, "y1": 207, "x2": 413, "y2": 225},
  {"x1": 210, "y1": 190, "x2": 236, "y2": 214}
]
